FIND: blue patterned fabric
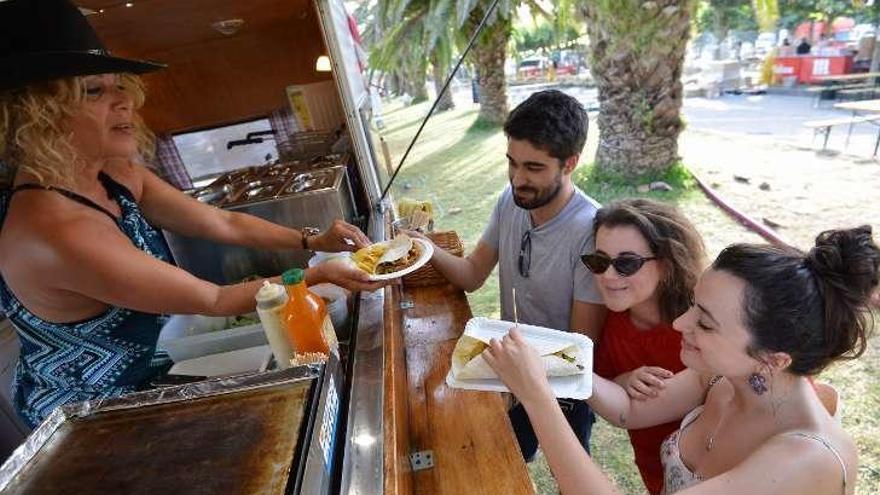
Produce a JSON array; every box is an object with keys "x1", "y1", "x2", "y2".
[{"x1": 0, "y1": 173, "x2": 173, "y2": 428}]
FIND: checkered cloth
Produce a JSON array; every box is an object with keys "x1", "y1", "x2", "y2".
[
  {"x1": 154, "y1": 134, "x2": 193, "y2": 190},
  {"x1": 269, "y1": 106, "x2": 299, "y2": 150}
]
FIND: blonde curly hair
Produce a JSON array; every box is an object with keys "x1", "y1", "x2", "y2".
[{"x1": 0, "y1": 74, "x2": 155, "y2": 188}]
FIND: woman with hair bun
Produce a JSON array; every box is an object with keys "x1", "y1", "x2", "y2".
[{"x1": 486, "y1": 225, "x2": 878, "y2": 495}]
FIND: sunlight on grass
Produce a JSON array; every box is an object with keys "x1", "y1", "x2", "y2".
[{"x1": 378, "y1": 97, "x2": 880, "y2": 495}]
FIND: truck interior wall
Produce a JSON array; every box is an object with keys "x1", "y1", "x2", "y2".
[{"x1": 81, "y1": 0, "x2": 341, "y2": 134}]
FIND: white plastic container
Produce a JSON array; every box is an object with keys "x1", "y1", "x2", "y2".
[
  {"x1": 309, "y1": 283, "x2": 350, "y2": 336},
  {"x1": 255, "y1": 281, "x2": 294, "y2": 369},
  {"x1": 445, "y1": 317, "x2": 593, "y2": 399},
  {"x1": 158, "y1": 314, "x2": 267, "y2": 363}
]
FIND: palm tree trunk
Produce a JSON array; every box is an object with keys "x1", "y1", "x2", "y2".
[
  {"x1": 389, "y1": 71, "x2": 403, "y2": 96},
  {"x1": 583, "y1": 1, "x2": 692, "y2": 177},
  {"x1": 410, "y1": 62, "x2": 429, "y2": 102},
  {"x1": 470, "y1": 16, "x2": 511, "y2": 125},
  {"x1": 431, "y1": 52, "x2": 455, "y2": 112}
]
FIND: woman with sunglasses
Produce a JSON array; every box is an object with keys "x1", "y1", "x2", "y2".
[
  {"x1": 484, "y1": 225, "x2": 878, "y2": 495},
  {"x1": 580, "y1": 198, "x2": 705, "y2": 494}
]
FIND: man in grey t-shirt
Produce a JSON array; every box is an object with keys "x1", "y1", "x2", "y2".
[{"x1": 425, "y1": 90, "x2": 606, "y2": 461}]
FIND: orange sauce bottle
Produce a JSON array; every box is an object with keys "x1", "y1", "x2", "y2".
[{"x1": 281, "y1": 269, "x2": 337, "y2": 357}]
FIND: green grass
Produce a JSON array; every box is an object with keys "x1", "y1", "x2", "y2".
[
  {"x1": 379, "y1": 97, "x2": 880, "y2": 495},
  {"x1": 575, "y1": 161, "x2": 698, "y2": 205}
]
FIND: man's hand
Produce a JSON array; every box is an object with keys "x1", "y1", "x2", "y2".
[
  {"x1": 623, "y1": 366, "x2": 674, "y2": 401},
  {"x1": 310, "y1": 219, "x2": 371, "y2": 252}
]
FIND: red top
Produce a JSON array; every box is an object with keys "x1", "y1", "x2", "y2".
[{"x1": 594, "y1": 311, "x2": 686, "y2": 495}]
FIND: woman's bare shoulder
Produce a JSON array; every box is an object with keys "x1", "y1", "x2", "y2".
[
  {"x1": 1, "y1": 191, "x2": 123, "y2": 261},
  {"x1": 767, "y1": 425, "x2": 857, "y2": 494}
]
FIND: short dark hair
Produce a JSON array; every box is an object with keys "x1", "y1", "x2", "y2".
[
  {"x1": 713, "y1": 226, "x2": 879, "y2": 376},
  {"x1": 503, "y1": 90, "x2": 588, "y2": 162},
  {"x1": 593, "y1": 198, "x2": 706, "y2": 324}
]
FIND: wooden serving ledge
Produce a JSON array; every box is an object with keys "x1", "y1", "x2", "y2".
[{"x1": 383, "y1": 283, "x2": 534, "y2": 494}]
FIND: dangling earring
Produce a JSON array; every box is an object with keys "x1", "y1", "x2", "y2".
[{"x1": 748, "y1": 373, "x2": 768, "y2": 395}]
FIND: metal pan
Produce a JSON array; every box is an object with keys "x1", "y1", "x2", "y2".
[{"x1": 0, "y1": 366, "x2": 322, "y2": 495}]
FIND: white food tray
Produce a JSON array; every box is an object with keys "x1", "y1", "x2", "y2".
[{"x1": 445, "y1": 317, "x2": 593, "y2": 399}]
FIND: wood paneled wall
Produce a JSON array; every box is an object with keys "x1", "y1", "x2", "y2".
[
  {"x1": 139, "y1": 20, "x2": 332, "y2": 133},
  {"x1": 82, "y1": 0, "x2": 334, "y2": 134}
]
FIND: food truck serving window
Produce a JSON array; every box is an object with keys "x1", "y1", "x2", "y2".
[{"x1": 173, "y1": 118, "x2": 278, "y2": 185}]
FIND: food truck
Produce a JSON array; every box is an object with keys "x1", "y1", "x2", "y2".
[{"x1": 0, "y1": 0, "x2": 534, "y2": 493}]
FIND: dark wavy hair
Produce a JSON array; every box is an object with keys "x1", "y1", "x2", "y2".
[
  {"x1": 713, "y1": 226, "x2": 879, "y2": 375},
  {"x1": 503, "y1": 90, "x2": 588, "y2": 163},
  {"x1": 593, "y1": 198, "x2": 706, "y2": 324}
]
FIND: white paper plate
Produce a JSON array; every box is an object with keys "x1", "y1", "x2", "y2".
[
  {"x1": 348, "y1": 238, "x2": 434, "y2": 282},
  {"x1": 368, "y1": 238, "x2": 433, "y2": 280},
  {"x1": 445, "y1": 317, "x2": 593, "y2": 400},
  {"x1": 327, "y1": 238, "x2": 434, "y2": 281}
]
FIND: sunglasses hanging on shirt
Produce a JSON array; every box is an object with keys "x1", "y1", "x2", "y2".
[{"x1": 518, "y1": 229, "x2": 532, "y2": 278}]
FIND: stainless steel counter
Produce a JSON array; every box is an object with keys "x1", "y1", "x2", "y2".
[
  {"x1": 338, "y1": 203, "x2": 388, "y2": 495},
  {"x1": 164, "y1": 163, "x2": 357, "y2": 284}
]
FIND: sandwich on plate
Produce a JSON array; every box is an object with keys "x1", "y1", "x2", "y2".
[
  {"x1": 451, "y1": 333, "x2": 585, "y2": 380},
  {"x1": 351, "y1": 233, "x2": 422, "y2": 275}
]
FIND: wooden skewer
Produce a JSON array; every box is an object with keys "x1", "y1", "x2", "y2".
[{"x1": 512, "y1": 287, "x2": 518, "y2": 328}]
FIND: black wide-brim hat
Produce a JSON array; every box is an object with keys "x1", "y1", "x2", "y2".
[{"x1": 0, "y1": 0, "x2": 166, "y2": 91}]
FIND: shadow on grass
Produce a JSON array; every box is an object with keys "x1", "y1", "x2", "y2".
[
  {"x1": 467, "y1": 116, "x2": 504, "y2": 135},
  {"x1": 383, "y1": 108, "x2": 481, "y2": 140},
  {"x1": 383, "y1": 117, "x2": 425, "y2": 137},
  {"x1": 391, "y1": 119, "x2": 501, "y2": 192}
]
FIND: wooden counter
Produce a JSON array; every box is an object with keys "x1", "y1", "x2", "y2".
[{"x1": 383, "y1": 283, "x2": 534, "y2": 494}]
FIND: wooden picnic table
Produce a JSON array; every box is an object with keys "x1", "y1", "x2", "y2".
[
  {"x1": 834, "y1": 99, "x2": 880, "y2": 113},
  {"x1": 808, "y1": 73, "x2": 880, "y2": 108},
  {"x1": 816, "y1": 72, "x2": 880, "y2": 84},
  {"x1": 832, "y1": 99, "x2": 880, "y2": 155}
]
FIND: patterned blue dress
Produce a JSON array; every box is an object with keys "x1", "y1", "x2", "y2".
[{"x1": 0, "y1": 172, "x2": 173, "y2": 428}]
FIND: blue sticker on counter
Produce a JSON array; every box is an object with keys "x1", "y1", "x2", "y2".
[{"x1": 318, "y1": 375, "x2": 340, "y2": 473}]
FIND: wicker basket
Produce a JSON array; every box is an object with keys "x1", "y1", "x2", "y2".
[{"x1": 403, "y1": 231, "x2": 464, "y2": 288}]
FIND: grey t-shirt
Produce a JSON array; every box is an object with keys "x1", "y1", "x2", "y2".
[{"x1": 481, "y1": 186, "x2": 602, "y2": 332}]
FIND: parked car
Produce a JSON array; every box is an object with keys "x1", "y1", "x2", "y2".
[
  {"x1": 551, "y1": 50, "x2": 583, "y2": 76},
  {"x1": 517, "y1": 57, "x2": 548, "y2": 79}
]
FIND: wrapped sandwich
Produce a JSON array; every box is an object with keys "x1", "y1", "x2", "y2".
[{"x1": 451, "y1": 333, "x2": 585, "y2": 380}]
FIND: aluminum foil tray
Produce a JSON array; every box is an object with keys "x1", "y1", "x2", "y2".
[{"x1": 0, "y1": 366, "x2": 322, "y2": 495}]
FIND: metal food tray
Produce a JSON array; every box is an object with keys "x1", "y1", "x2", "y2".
[{"x1": 0, "y1": 366, "x2": 323, "y2": 495}]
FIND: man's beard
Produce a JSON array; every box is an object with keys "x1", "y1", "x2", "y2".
[{"x1": 512, "y1": 173, "x2": 563, "y2": 210}]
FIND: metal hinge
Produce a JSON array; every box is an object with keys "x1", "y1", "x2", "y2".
[{"x1": 409, "y1": 450, "x2": 434, "y2": 471}]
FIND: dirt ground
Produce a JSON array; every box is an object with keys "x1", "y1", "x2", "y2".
[{"x1": 680, "y1": 128, "x2": 880, "y2": 250}]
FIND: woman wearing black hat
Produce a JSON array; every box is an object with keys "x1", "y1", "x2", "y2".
[{"x1": 0, "y1": 0, "x2": 386, "y2": 427}]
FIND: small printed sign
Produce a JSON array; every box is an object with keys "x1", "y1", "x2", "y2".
[
  {"x1": 318, "y1": 376, "x2": 340, "y2": 472},
  {"x1": 812, "y1": 58, "x2": 830, "y2": 76}
]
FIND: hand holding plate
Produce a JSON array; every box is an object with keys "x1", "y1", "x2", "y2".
[{"x1": 314, "y1": 257, "x2": 394, "y2": 292}]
